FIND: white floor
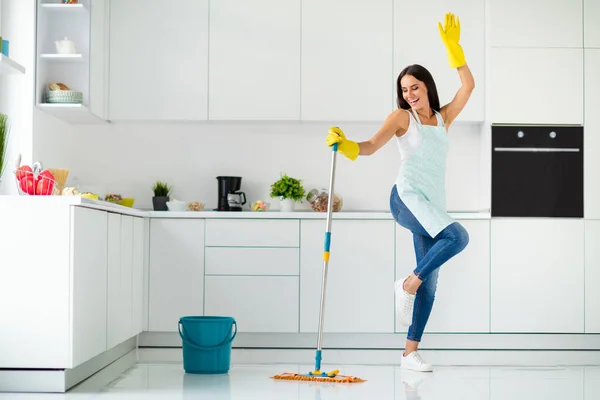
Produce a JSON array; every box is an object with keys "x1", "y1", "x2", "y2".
[{"x1": 1, "y1": 349, "x2": 600, "y2": 399}]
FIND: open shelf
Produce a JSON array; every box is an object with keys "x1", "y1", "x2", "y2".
[
  {"x1": 40, "y1": 54, "x2": 85, "y2": 62},
  {"x1": 40, "y1": 3, "x2": 87, "y2": 12},
  {"x1": 0, "y1": 54, "x2": 26, "y2": 75},
  {"x1": 37, "y1": 103, "x2": 106, "y2": 124}
]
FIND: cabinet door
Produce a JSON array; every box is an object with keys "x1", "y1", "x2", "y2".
[
  {"x1": 89, "y1": 0, "x2": 109, "y2": 120},
  {"x1": 393, "y1": 0, "x2": 485, "y2": 122},
  {"x1": 395, "y1": 220, "x2": 490, "y2": 333},
  {"x1": 489, "y1": 48, "x2": 583, "y2": 124},
  {"x1": 109, "y1": 0, "x2": 209, "y2": 120},
  {"x1": 132, "y1": 217, "x2": 145, "y2": 336},
  {"x1": 300, "y1": 220, "x2": 395, "y2": 333},
  {"x1": 119, "y1": 215, "x2": 134, "y2": 343},
  {"x1": 71, "y1": 207, "x2": 108, "y2": 367},
  {"x1": 106, "y1": 213, "x2": 121, "y2": 349},
  {"x1": 585, "y1": 0, "x2": 600, "y2": 48},
  {"x1": 209, "y1": 0, "x2": 300, "y2": 120},
  {"x1": 301, "y1": 0, "x2": 392, "y2": 121},
  {"x1": 489, "y1": 0, "x2": 582, "y2": 48},
  {"x1": 585, "y1": 50, "x2": 600, "y2": 218},
  {"x1": 205, "y1": 276, "x2": 299, "y2": 333},
  {"x1": 585, "y1": 221, "x2": 600, "y2": 333},
  {"x1": 490, "y1": 219, "x2": 585, "y2": 333},
  {"x1": 149, "y1": 219, "x2": 205, "y2": 332}
]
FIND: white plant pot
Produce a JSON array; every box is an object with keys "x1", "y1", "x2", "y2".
[{"x1": 280, "y1": 198, "x2": 295, "y2": 212}]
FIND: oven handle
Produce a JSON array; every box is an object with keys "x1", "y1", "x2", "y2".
[{"x1": 494, "y1": 147, "x2": 580, "y2": 153}]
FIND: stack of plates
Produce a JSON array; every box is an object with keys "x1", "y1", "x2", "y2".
[{"x1": 45, "y1": 90, "x2": 83, "y2": 104}]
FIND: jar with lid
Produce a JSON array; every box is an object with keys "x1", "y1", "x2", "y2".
[{"x1": 306, "y1": 188, "x2": 343, "y2": 212}]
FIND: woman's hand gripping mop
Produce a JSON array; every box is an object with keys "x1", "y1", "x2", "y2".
[{"x1": 271, "y1": 138, "x2": 366, "y2": 384}]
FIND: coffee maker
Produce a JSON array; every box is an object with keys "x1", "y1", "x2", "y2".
[{"x1": 216, "y1": 176, "x2": 247, "y2": 211}]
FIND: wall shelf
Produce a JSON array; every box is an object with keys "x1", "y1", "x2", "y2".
[
  {"x1": 40, "y1": 54, "x2": 85, "y2": 62},
  {"x1": 40, "y1": 3, "x2": 87, "y2": 12},
  {"x1": 37, "y1": 103, "x2": 106, "y2": 124},
  {"x1": 0, "y1": 54, "x2": 26, "y2": 75}
]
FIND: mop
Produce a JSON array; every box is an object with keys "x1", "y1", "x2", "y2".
[{"x1": 271, "y1": 140, "x2": 366, "y2": 384}]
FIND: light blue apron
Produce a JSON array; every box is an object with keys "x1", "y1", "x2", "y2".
[{"x1": 394, "y1": 109, "x2": 455, "y2": 238}]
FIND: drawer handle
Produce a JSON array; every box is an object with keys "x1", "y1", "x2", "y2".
[{"x1": 494, "y1": 147, "x2": 580, "y2": 153}]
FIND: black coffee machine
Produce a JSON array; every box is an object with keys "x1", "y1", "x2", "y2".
[{"x1": 216, "y1": 176, "x2": 247, "y2": 211}]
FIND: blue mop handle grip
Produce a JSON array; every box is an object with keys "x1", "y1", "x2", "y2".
[{"x1": 332, "y1": 142, "x2": 339, "y2": 151}]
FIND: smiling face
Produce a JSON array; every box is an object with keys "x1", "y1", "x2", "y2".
[{"x1": 400, "y1": 74, "x2": 429, "y2": 112}]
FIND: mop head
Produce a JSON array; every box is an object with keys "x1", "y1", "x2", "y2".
[{"x1": 271, "y1": 369, "x2": 366, "y2": 383}]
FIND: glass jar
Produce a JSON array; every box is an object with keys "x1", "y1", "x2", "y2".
[{"x1": 306, "y1": 188, "x2": 343, "y2": 212}]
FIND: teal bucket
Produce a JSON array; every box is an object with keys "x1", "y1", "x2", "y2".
[{"x1": 178, "y1": 316, "x2": 237, "y2": 374}]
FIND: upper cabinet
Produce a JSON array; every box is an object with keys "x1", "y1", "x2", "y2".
[
  {"x1": 209, "y1": 0, "x2": 300, "y2": 120},
  {"x1": 489, "y1": 47, "x2": 583, "y2": 125},
  {"x1": 489, "y1": 0, "x2": 583, "y2": 48},
  {"x1": 393, "y1": 0, "x2": 485, "y2": 122},
  {"x1": 585, "y1": 0, "x2": 600, "y2": 48},
  {"x1": 301, "y1": 0, "x2": 393, "y2": 122},
  {"x1": 108, "y1": 0, "x2": 209, "y2": 121},
  {"x1": 35, "y1": 0, "x2": 109, "y2": 124}
]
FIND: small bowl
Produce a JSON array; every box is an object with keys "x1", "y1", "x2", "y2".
[
  {"x1": 119, "y1": 198, "x2": 135, "y2": 208},
  {"x1": 167, "y1": 201, "x2": 188, "y2": 211}
]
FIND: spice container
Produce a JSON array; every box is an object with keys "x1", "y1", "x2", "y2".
[{"x1": 306, "y1": 188, "x2": 343, "y2": 212}]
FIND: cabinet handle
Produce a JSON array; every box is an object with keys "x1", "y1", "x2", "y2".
[{"x1": 494, "y1": 147, "x2": 580, "y2": 153}]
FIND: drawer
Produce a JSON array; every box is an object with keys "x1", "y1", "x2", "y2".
[
  {"x1": 204, "y1": 276, "x2": 299, "y2": 333},
  {"x1": 205, "y1": 219, "x2": 299, "y2": 247},
  {"x1": 205, "y1": 247, "x2": 299, "y2": 275}
]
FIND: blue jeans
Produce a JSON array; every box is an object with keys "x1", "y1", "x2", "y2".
[{"x1": 389, "y1": 185, "x2": 469, "y2": 342}]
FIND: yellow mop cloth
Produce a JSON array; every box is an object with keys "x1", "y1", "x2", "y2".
[{"x1": 271, "y1": 370, "x2": 366, "y2": 383}]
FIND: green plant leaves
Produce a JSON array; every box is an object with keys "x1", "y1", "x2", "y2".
[
  {"x1": 152, "y1": 180, "x2": 171, "y2": 197},
  {"x1": 270, "y1": 173, "x2": 305, "y2": 201}
]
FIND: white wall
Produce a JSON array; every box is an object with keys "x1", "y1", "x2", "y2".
[
  {"x1": 0, "y1": 0, "x2": 35, "y2": 195},
  {"x1": 32, "y1": 117, "x2": 485, "y2": 211}
]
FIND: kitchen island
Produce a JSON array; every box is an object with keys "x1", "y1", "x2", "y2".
[{"x1": 1, "y1": 195, "x2": 599, "y2": 392}]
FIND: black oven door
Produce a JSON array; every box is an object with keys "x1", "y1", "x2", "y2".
[{"x1": 491, "y1": 125, "x2": 583, "y2": 218}]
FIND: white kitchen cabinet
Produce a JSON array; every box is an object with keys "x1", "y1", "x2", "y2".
[
  {"x1": 132, "y1": 217, "x2": 145, "y2": 336},
  {"x1": 585, "y1": 221, "x2": 600, "y2": 333},
  {"x1": 205, "y1": 247, "x2": 299, "y2": 276},
  {"x1": 70, "y1": 207, "x2": 108, "y2": 367},
  {"x1": 489, "y1": 48, "x2": 583, "y2": 124},
  {"x1": 205, "y1": 219, "x2": 299, "y2": 247},
  {"x1": 395, "y1": 220, "x2": 490, "y2": 333},
  {"x1": 585, "y1": 0, "x2": 600, "y2": 48},
  {"x1": 109, "y1": 0, "x2": 209, "y2": 120},
  {"x1": 300, "y1": 219, "x2": 395, "y2": 333},
  {"x1": 489, "y1": 0, "x2": 582, "y2": 48},
  {"x1": 585, "y1": 50, "x2": 600, "y2": 219},
  {"x1": 148, "y1": 219, "x2": 205, "y2": 332},
  {"x1": 119, "y1": 215, "x2": 134, "y2": 342},
  {"x1": 208, "y1": 0, "x2": 300, "y2": 120},
  {"x1": 490, "y1": 219, "x2": 585, "y2": 333},
  {"x1": 393, "y1": 0, "x2": 485, "y2": 122},
  {"x1": 301, "y1": 0, "x2": 393, "y2": 121},
  {"x1": 106, "y1": 213, "x2": 121, "y2": 349},
  {"x1": 204, "y1": 276, "x2": 299, "y2": 333}
]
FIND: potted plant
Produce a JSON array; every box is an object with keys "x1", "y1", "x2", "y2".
[
  {"x1": 269, "y1": 173, "x2": 305, "y2": 212},
  {"x1": 152, "y1": 180, "x2": 171, "y2": 211},
  {"x1": 0, "y1": 113, "x2": 9, "y2": 186}
]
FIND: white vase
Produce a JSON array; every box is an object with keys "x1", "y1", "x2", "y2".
[{"x1": 280, "y1": 198, "x2": 295, "y2": 212}]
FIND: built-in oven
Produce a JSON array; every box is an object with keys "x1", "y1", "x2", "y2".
[{"x1": 491, "y1": 125, "x2": 583, "y2": 218}]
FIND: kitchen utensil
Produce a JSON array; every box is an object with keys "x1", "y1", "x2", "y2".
[
  {"x1": 216, "y1": 176, "x2": 246, "y2": 211},
  {"x1": 55, "y1": 37, "x2": 76, "y2": 54}
]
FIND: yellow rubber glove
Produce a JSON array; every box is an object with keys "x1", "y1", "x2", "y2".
[
  {"x1": 326, "y1": 126, "x2": 360, "y2": 161},
  {"x1": 438, "y1": 12, "x2": 466, "y2": 69}
]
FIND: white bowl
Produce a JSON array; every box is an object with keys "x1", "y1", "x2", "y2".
[{"x1": 166, "y1": 201, "x2": 188, "y2": 211}]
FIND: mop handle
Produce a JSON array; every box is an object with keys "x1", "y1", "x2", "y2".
[{"x1": 315, "y1": 141, "x2": 338, "y2": 373}]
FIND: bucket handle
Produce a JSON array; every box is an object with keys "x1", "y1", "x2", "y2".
[{"x1": 178, "y1": 320, "x2": 238, "y2": 351}]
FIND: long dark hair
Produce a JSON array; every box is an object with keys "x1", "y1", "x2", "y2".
[{"x1": 396, "y1": 64, "x2": 440, "y2": 112}]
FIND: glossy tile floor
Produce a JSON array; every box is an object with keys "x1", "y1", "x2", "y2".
[{"x1": 1, "y1": 349, "x2": 600, "y2": 399}]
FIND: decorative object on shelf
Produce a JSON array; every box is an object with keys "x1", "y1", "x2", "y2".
[
  {"x1": 45, "y1": 83, "x2": 83, "y2": 104},
  {"x1": 13, "y1": 161, "x2": 57, "y2": 196},
  {"x1": 119, "y1": 198, "x2": 135, "y2": 208},
  {"x1": 269, "y1": 173, "x2": 305, "y2": 212},
  {"x1": 188, "y1": 201, "x2": 204, "y2": 211},
  {"x1": 54, "y1": 37, "x2": 76, "y2": 55},
  {"x1": 0, "y1": 113, "x2": 9, "y2": 184},
  {"x1": 61, "y1": 0, "x2": 79, "y2": 3},
  {"x1": 80, "y1": 192, "x2": 99, "y2": 200},
  {"x1": 152, "y1": 180, "x2": 171, "y2": 211},
  {"x1": 1, "y1": 39, "x2": 9, "y2": 57},
  {"x1": 306, "y1": 188, "x2": 343, "y2": 212},
  {"x1": 251, "y1": 200, "x2": 269, "y2": 212},
  {"x1": 47, "y1": 168, "x2": 69, "y2": 194},
  {"x1": 104, "y1": 193, "x2": 122, "y2": 204},
  {"x1": 166, "y1": 199, "x2": 188, "y2": 212}
]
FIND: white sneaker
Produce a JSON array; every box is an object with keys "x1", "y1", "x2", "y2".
[
  {"x1": 395, "y1": 277, "x2": 416, "y2": 327},
  {"x1": 401, "y1": 351, "x2": 433, "y2": 372}
]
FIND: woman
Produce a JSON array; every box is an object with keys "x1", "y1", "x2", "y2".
[{"x1": 326, "y1": 12, "x2": 473, "y2": 372}]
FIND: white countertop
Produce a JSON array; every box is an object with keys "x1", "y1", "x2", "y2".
[{"x1": 0, "y1": 195, "x2": 492, "y2": 220}]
